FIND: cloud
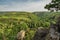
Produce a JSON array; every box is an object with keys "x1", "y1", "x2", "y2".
[{"x1": 0, "y1": 0, "x2": 51, "y2": 12}]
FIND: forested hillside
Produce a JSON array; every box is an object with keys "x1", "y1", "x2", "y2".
[
  {"x1": 0, "y1": 12, "x2": 60, "y2": 40},
  {"x1": 34, "y1": 12, "x2": 60, "y2": 27}
]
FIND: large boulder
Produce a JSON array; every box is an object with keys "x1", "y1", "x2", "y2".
[
  {"x1": 17, "y1": 30, "x2": 25, "y2": 40},
  {"x1": 33, "y1": 27, "x2": 49, "y2": 40}
]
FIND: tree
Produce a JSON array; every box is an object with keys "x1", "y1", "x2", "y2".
[{"x1": 45, "y1": 0, "x2": 60, "y2": 12}]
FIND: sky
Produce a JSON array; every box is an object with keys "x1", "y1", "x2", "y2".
[{"x1": 0, "y1": 0, "x2": 51, "y2": 12}]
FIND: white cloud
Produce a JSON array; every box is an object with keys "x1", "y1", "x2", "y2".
[{"x1": 0, "y1": 0, "x2": 51, "y2": 12}]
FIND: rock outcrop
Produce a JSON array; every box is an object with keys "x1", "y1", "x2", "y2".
[
  {"x1": 17, "y1": 30, "x2": 25, "y2": 40},
  {"x1": 33, "y1": 27, "x2": 49, "y2": 40},
  {"x1": 33, "y1": 17, "x2": 60, "y2": 40}
]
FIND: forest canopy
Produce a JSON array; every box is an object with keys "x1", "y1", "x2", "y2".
[{"x1": 0, "y1": 12, "x2": 60, "y2": 40}]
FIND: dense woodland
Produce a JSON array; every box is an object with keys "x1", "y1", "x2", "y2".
[{"x1": 0, "y1": 12, "x2": 60, "y2": 40}]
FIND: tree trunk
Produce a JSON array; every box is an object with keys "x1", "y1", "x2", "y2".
[{"x1": 2, "y1": 33, "x2": 6, "y2": 40}]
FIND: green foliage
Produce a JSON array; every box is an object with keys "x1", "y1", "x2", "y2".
[
  {"x1": 25, "y1": 30, "x2": 36, "y2": 40},
  {"x1": 45, "y1": 0, "x2": 60, "y2": 11},
  {"x1": 0, "y1": 12, "x2": 39, "y2": 40},
  {"x1": 0, "y1": 12, "x2": 60, "y2": 40}
]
